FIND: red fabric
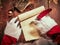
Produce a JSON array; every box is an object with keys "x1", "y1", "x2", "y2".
[
  {"x1": 37, "y1": 8, "x2": 52, "y2": 20},
  {"x1": 47, "y1": 25, "x2": 60, "y2": 43},
  {"x1": 1, "y1": 35, "x2": 17, "y2": 45},
  {"x1": 47, "y1": 25, "x2": 60, "y2": 36},
  {"x1": 54, "y1": 35, "x2": 60, "y2": 44}
]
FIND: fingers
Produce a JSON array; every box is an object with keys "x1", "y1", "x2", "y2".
[
  {"x1": 9, "y1": 17, "x2": 20, "y2": 27},
  {"x1": 9, "y1": 17, "x2": 18, "y2": 23},
  {"x1": 17, "y1": 26, "x2": 22, "y2": 31},
  {"x1": 17, "y1": 26, "x2": 20, "y2": 29},
  {"x1": 30, "y1": 20, "x2": 40, "y2": 25},
  {"x1": 15, "y1": 21, "x2": 19, "y2": 26}
]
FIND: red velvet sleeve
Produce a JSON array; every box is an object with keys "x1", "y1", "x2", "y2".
[
  {"x1": 1, "y1": 35, "x2": 17, "y2": 45},
  {"x1": 47, "y1": 25, "x2": 60, "y2": 44}
]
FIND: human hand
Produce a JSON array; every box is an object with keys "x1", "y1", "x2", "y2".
[
  {"x1": 4, "y1": 17, "x2": 21, "y2": 40},
  {"x1": 32, "y1": 16, "x2": 57, "y2": 34}
]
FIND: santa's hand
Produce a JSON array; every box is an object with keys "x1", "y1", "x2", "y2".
[
  {"x1": 4, "y1": 17, "x2": 21, "y2": 40},
  {"x1": 33, "y1": 16, "x2": 57, "y2": 34}
]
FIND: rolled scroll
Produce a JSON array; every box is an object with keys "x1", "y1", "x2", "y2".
[{"x1": 18, "y1": 6, "x2": 45, "y2": 21}]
